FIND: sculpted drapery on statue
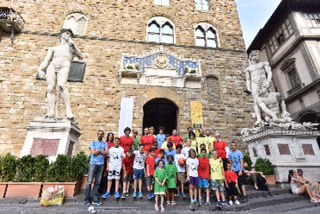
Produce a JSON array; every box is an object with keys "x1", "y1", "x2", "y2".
[{"x1": 37, "y1": 29, "x2": 83, "y2": 119}]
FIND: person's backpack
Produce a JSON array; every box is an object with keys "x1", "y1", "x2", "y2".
[{"x1": 257, "y1": 174, "x2": 269, "y2": 191}]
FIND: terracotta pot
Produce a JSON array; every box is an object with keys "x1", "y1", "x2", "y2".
[
  {"x1": 5, "y1": 182, "x2": 43, "y2": 198},
  {"x1": 43, "y1": 181, "x2": 81, "y2": 198},
  {"x1": 81, "y1": 174, "x2": 88, "y2": 189},
  {"x1": 0, "y1": 182, "x2": 8, "y2": 198},
  {"x1": 265, "y1": 175, "x2": 276, "y2": 185}
]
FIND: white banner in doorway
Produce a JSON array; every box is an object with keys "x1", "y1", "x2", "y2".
[{"x1": 118, "y1": 97, "x2": 134, "y2": 137}]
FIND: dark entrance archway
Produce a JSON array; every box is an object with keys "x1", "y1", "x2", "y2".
[{"x1": 143, "y1": 98, "x2": 178, "y2": 135}]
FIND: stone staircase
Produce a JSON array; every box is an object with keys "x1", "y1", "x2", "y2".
[{"x1": 71, "y1": 185, "x2": 318, "y2": 212}]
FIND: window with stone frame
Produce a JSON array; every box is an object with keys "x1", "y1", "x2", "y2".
[
  {"x1": 147, "y1": 17, "x2": 175, "y2": 44},
  {"x1": 195, "y1": 0, "x2": 209, "y2": 11},
  {"x1": 281, "y1": 58, "x2": 302, "y2": 96},
  {"x1": 268, "y1": 18, "x2": 294, "y2": 53},
  {"x1": 153, "y1": 0, "x2": 170, "y2": 6},
  {"x1": 63, "y1": 12, "x2": 88, "y2": 36},
  {"x1": 304, "y1": 13, "x2": 320, "y2": 28},
  {"x1": 195, "y1": 23, "x2": 218, "y2": 48}
]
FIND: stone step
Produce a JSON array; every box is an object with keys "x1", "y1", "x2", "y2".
[
  {"x1": 230, "y1": 193, "x2": 307, "y2": 211},
  {"x1": 83, "y1": 193, "x2": 311, "y2": 213},
  {"x1": 249, "y1": 197, "x2": 319, "y2": 213},
  {"x1": 73, "y1": 188, "x2": 309, "y2": 212},
  {"x1": 76, "y1": 187, "x2": 289, "y2": 203}
]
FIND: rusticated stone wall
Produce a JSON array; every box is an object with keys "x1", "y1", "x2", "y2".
[{"x1": 0, "y1": 0, "x2": 253, "y2": 155}]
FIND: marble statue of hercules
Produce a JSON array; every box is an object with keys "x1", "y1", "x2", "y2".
[
  {"x1": 245, "y1": 51, "x2": 273, "y2": 125},
  {"x1": 37, "y1": 29, "x2": 83, "y2": 119}
]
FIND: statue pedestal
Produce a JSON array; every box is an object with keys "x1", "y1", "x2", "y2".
[
  {"x1": 21, "y1": 117, "x2": 81, "y2": 162},
  {"x1": 243, "y1": 129, "x2": 320, "y2": 183}
]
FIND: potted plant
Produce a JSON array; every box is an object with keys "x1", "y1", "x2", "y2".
[
  {"x1": 0, "y1": 153, "x2": 18, "y2": 198},
  {"x1": 78, "y1": 151, "x2": 90, "y2": 190},
  {"x1": 5, "y1": 155, "x2": 45, "y2": 198},
  {"x1": 254, "y1": 158, "x2": 276, "y2": 185},
  {"x1": 43, "y1": 152, "x2": 88, "y2": 197}
]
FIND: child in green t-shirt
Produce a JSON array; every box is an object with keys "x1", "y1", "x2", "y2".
[
  {"x1": 165, "y1": 155, "x2": 178, "y2": 205},
  {"x1": 154, "y1": 160, "x2": 167, "y2": 212}
]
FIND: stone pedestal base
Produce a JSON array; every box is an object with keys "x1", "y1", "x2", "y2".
[
  {"x1": 244, "y1": 129, "x2": 320, "y2": 182},
  {"x1": 21, "y1": 117, "x2": 81, "y2": 161}
]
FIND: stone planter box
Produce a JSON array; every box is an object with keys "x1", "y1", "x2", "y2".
[
  {"x1": 0, "y1": 183, "x2": 8, "y2": 198},
  {"x1": 43, "y1": 181, "x2": 81, "y2": 198},
  {"x1": 5, "y1": 182, "x2": 42, "y2": 198},
  {"x1": 265, "y1": 175, "x2": 276, "y2": 185},
  {"x1": 80, "y1": 174, "x2": 88, "y2": 189}
]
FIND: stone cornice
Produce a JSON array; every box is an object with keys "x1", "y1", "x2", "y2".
[{"x1": 243, "y1": 129, "x2": 320, "y2": 143}]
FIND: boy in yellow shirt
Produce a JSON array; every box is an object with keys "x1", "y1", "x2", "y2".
[{"x1": 209, "y1": 150, "x2": 227, "y2": 210}]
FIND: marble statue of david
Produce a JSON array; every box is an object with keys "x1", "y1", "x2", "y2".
[{"x1": 37, "y1": 29, "x2": 83, "y2": 119}]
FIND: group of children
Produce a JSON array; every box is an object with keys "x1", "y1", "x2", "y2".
[{"x1": 97, "y1": 129, "x2": 245, "y2": 212}]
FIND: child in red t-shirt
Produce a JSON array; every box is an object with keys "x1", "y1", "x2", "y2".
[
  {"x1": 198, "y1": 148, "x2": 211, "y2": 206},
  {"x1": 225, "y1": 162, "x2": 240, "y2": 206},
  {"x1": 122, "y1": 148, "x2": 135, "y2": 197},
  {"x1": 146, "y1": 149, "x2": 156, "y2": 200}
]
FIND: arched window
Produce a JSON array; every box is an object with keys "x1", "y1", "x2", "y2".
[
  {"x1": 147, "y1": 17, "x2": 175, "y2": 44},
  {"x1": 63, "y1": 12, "x2": 88, "y2": 36},
  {"x1": 195, "y1": 23, "x2": 219, "y2": 48}
]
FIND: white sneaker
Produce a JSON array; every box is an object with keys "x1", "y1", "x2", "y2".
[
  {"x1": 229, "y1": 200, "x2": 233, "y2": 206},
  {"x1": 235, "y1": 200, "x2": 240, "y2": 205}
]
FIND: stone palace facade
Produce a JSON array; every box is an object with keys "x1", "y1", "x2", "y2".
[{"x1": 0, "y1": 0, "x2": 252, "y2": 155}]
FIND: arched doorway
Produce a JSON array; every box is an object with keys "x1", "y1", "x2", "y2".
[{"x1": 143, "y1": 98, "x2": 178, "y2": 135}]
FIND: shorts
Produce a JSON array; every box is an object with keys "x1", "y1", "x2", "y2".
[
  {"x1": 133, "y1": 168, "x2": 145, "y2": 180},
  {"x1": 189, "y1": 176, "x2": 199, "y2": 187},
  {"x1": 235, "y1": 171, "x2": 245, "y2": 187},
  {"x1": 178, "y1": 172, "x2": 186, "y2": 183},
  {"x1": 198, "y1": 178, "x2": 210, "y2": 189},
  {"x1": 211, "y1": 179, "x2": 225, "y2": 192},
  {"x1": 108, "y1": 170, "x2": 121, "y2": 180},
  {"x1": 146, "y1": 176, "x2": 155, "y2": 186},
  {"x1": 226, "y1": 182, "x2": 239, "y2": 196},
  {"x1": 124, "y1": 174, "x2": 133, "y2": 182},
  {"x1": 168, "y1": 188, "x2": 177, "y2": 193}
]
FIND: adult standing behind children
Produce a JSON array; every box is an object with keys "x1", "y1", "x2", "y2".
[
  {"x1": 214, "y1": 133, "x2": 229, "y2": 170},
  {"x1": 197, "y1": 129, "x2": 207, "y2": 154},
  {"x1": 141, "y1": 127, "x2": 155, "y2": 153},
  {"x1": 133, "y1": 129, "x2": 140, "y2": 151},
  {"x1": 161, "y1": 137, "x2": 176, "y2": 151},
  {"x1": 120, "y1": 127, "x2": 134, "y2": 153},
  {"x1": 85, "y1": 130, "x2": 108, "y2": 207},
  {"x1": 171, "y1": 129, "x2": 183, "y2": 147},
  {"x1": 205, "y1": 129, "x2": 216, "y2": 153},
  {"x1": 228, "y1": 142, "x2": 248, "y2": 202},
  {"x1": 156, "y1": 127, "x2": 166, "y2": 149}
]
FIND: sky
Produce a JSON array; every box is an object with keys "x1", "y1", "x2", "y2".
[{"x1": 236, "y1": 0, "x2": 282, "y2": 48}]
